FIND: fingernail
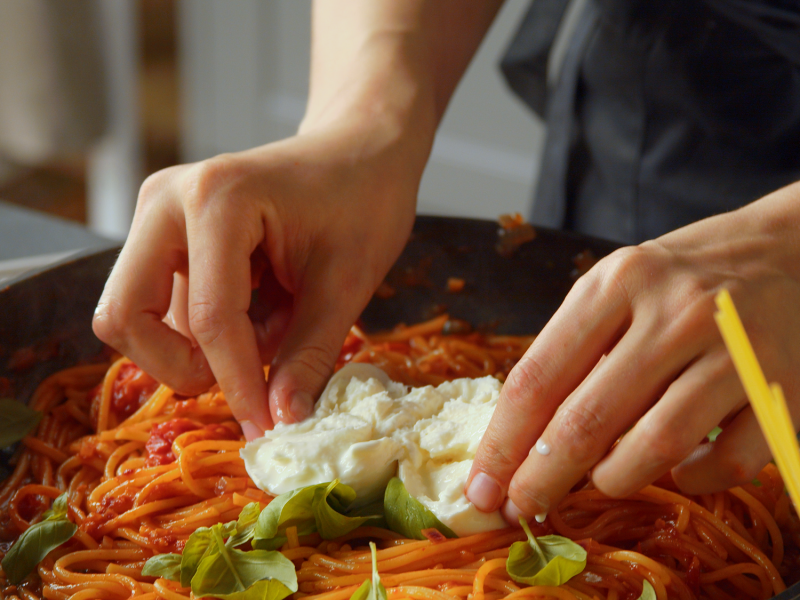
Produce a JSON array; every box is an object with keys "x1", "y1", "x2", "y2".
[
  {"x1": 240, "y1": 420, "x2": 263, "y2": 442},
  {"x1": 289, "y1": 391, "x2": 313, "y2": 422},
  {"x1": 535, "y1": 512, "x2": 548, "y2": 523},
  {"x1": 466, "y1": 472, "x2": 503, "y2": 512}
]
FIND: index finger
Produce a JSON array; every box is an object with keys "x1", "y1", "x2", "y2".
[
  {"x1": 465, "y1": 261, "x2": 632, "y2": 513},
  {"x1": 185, "y1": 197, "x2": 273, "y2": 439}
]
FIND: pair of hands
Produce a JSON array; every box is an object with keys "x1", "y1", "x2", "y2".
[{"x1": 94, "y1": 124, "x2": 800, "y2": 525}]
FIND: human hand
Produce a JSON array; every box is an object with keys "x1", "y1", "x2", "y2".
[
  {"x1": 466, "y1": 182, "x2": 800, "y2": 522},
  {"x1": 92, "y1": 121, "x2": 425, "y2": 439}
]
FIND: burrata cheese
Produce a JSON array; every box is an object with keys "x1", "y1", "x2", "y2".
[{"x1": 241, "y1": 363, "x2": 506, "y2": 536}]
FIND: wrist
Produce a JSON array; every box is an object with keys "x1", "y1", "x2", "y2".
[
  {"x1": 298, "y1": 34, "x2": 438, "y2": 182},
  {"x1": 738, "y1": 180, "x2": 800, "y2": 281}
]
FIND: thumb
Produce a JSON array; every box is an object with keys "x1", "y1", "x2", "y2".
[{"x1": 267, "y1": 270, "x2": 367, "y2": 424}]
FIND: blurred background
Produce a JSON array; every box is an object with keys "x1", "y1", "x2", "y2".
[{"x1": 0, "y1": 0, "x2": 545, "y2": 274}]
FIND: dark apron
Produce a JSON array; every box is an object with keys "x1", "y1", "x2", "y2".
[{"x1": 502, "y1": 0, "x2": 800, "y2": 245}]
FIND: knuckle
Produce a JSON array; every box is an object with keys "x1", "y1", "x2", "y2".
[
  {"x1": 137, "y1": 171, "x2": 165, "y2": 203},
  {"x1": 504, "y1": 353, "x2": 549, "y2": 409},
  {"x1": 644, "y1": 430, "x2": 692, "y2": 468},
  {"x1": 188, "y1": 300, "x2": 226, "y2": 346},
  {"x1": 596, "y1": 246, "x2": 649, "y2": 298},
  {"x1": 551, "y1": 403, "x2": 607, "y2": 465},
  {"x1": 287, "y1": 342, "x2": 339, "y2": 384},
  {"x1": 92, "y1": 299, "x2": 128, "y2": 349},
  {"x1": 475, "y1": 434, "x2": 524, "y2": 479},
  {"x1": 165, "y1": 366, "x2": 214, "y2": 397},
  {"x1": 181, "y1": 155, "x2": 240, "y2": 214},
  {"x1": 507, "y1": 479, "x2": 550, "y2": 515}
]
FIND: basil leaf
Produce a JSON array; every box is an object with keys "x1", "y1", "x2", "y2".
[
  {"x1": 43, "y1": 493, "x2": 70, "y2": 521},
  {"x1": 638, "y1": 580, "x2": 656, "y2": 600},
  {"x1": 142, "y1": 553, "x2": 182, "y2": 581},
  {"x1": 181, "y1": 522, "x2": 237, "y2": 587},
  {"x1": 253, "y1": 483, "x2": 324, "y2": 548},
  {"x1": 253, "y1": 522, "x2": 317, "y2": 552},
  {"x1": 383, "y1": 477, "x2": 456, "y2": 540},
  {"x1": 1, "y1": 519, "x2": 77, "y2": 584},
  {"x1": 707, "y1": 427, "x2": 722, "y2": 442},
  {"x1": 0, "y1": 398, "x2": 42, "y2": 448},
  {"x1": 228, "y1": 502, "x2": 261, "y2": 548},
  {"x1": 350, "y1": 542, "x2": 387, "y2": 600},
  {"x1": 506, "y1": 517, "x2": 586, "y2": 586},
  {"x1": 191, "y1": 526, "x2": 297, "y2": 600},
  {"x1": 347, "y1": 499, "x2": 387, "y2": 530},
  {"x1": 313, "y1": 481, "x2": 379, "y2": 540}
]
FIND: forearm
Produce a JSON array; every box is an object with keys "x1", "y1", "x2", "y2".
[{"x1": 300, "y1": 0, "x2": 505, "y2": 168}]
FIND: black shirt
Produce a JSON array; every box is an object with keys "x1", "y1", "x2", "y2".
[{"x1": 502, "y1": 0, "x2": 800, "y2": 244}]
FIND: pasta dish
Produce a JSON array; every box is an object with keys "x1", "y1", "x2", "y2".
[{"x1": 0, "y1": 315, "x2": 797, "y2": 600}]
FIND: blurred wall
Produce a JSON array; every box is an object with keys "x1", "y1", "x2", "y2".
[{"x1": 179, "y1": 0, "x2": 544, "y2": 220}]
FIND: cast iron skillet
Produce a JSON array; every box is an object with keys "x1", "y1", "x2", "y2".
[{"x1": 0, "y1": 215, "x2": 797, "y2": 600}]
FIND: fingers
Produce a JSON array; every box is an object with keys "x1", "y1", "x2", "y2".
[
  {"x1": 466, "y1": 268, "x2": 632, "y2": 513},
  {"x1": 671, "y1": 405, "x2": 780, "y2": 494},
  {"x1": 164, "y1": 272, "x2": 196, "y2": 344},
  {"x1": 185, "y1": 198, "x2": 273, "y2": 439},
  {"x1": 267, "y1": 262, "x2": 368, "y2": 425},
  {"x1": 591, "y1": 347, "x2": 747, "y2": 497},
  {"x1": 93, "y1": 192, "x2": 215, "y2": 397},
  {"x1": 497, "y1": 311, "x2": 705, "y2": 524},
  {"x1": 249, "y1": 260, "x2": 294, "y2": 366}
]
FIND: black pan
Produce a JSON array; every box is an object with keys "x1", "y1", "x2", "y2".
[{"x1": 0, "y1": 215, "x2": 797, "y2": 600}]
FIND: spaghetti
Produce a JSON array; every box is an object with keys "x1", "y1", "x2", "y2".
[{"x1": 0, "y1": 316, "x2": 798, "y2": 600}]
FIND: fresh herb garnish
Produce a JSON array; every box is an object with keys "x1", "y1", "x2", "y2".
[
  {"x1": 1, "y1": 493, "x2": 77, "y2": 584},
  {"x1": 141, "y1": 553, "x2": 182, "y2": 580},
  {"x1": 638, "y1": 580, "x2": 656, "y2": 600},
  {"x1": 505, "y1": 516, "x2": 586, "y2": 586},
  {"x1": 313, "y1": 480, "x2": 380, "y2": 539},
  {"x1": 253, "y1": 480, "x2": 379, "y2": 549},
  {"x1": 191, "y1": 526, "x2": 297, "y2": 600},
  {"x1": 0, "y1": 398, "x2": 42, "y2": 448},
  {"x1": 143, "y1": 503, "x2": 297, "y2": 600},
  {"x1": 383, "y1": 477, "x2": 455, "y2": 540},
  {"x1": 349, "y1": 542, "x2": 387, "y2": 600}
]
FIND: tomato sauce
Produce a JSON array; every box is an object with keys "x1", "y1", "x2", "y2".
[
  {"x1": 145, "y1": 418, "x2": 201, "y2": 467},
  {"x1": 88, "y1": 362, "x2": 160, "y2": 421}
]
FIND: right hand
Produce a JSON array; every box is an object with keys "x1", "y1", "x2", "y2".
[{"x1": 92, "y1": 121, "x2": 422, "y2": 439}]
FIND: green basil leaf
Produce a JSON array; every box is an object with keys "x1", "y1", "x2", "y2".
[
  {"x1": 350, "y1": 542, "x2": 387, "y2": 600},
  {"x1": 181, "y1": 522, "x2": 236, "y2": 587},
  {"x1": 0, "y1": 398, "x2": 42, "y2": 448},
  {"x1": 383, "y1": 477, "x2": 456, "y2": 540},
  {"x1": 181, "y1": 527, "x2": 215, "y2": 587},
  {"x1": 506, "y1": 517, "x2": 586, "y2": 586},
  {"x1": 347, "y1": 499, "x2": 387, "y2": 530},
  {"x1": 707, "y1": 427, "x2": 722, "y2": 442},
  {"x1": 142, "y1": 553, "x2": 182, "y2": 581},
  {"x1": 253, "y1": 483, "x2": 325, "y2": 548},
  {"x1": 41, "y1": 493, "x2": 70, "y2": 521},
  {"x1": 253, "y1": 522, "x2": 317, "y2": 552},
  {"x1": 1, "y1": 519, "x2": 76, "y2": 584},
  {"x1": 638, "y1": 580, "x2": 656, "y2": 600},
  {"x1": 227, "y1": 502, "x2": 261, "y2": 548},
  {"x1": 191, "y1": 527, "x2": 298, "y2": 600},
  {"x1": 313, "y1": 481, "x2": 379, "y2": 540}
]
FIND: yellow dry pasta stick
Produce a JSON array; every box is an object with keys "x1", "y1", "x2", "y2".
[{"x1": 714, "y1": 289, "x2": 800, "y2": 513}]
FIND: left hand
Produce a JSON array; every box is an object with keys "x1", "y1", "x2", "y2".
[{"x1": 466, "y1": 181, "x2": 800, "y2": 523}]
